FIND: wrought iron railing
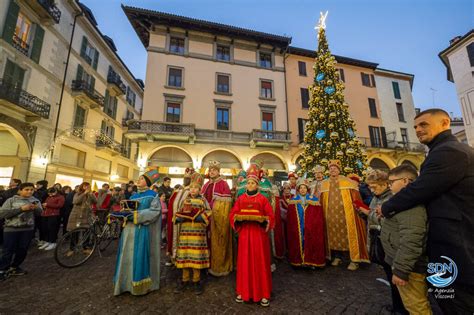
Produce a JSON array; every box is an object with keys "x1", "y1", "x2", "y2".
[
  {"x1": 251, "y1": 129, "x2": 291, "y2": 141},
  {"x1": 37, "y1": 0, "x2": 61, "y2": 23},
  {"x1": 71, "y1": 80, "x2": 105, "y2": 107},
  {"x1": 127, "y1": 120, "x2": 195, "y2": 135},
  {"x1": 12, "y1": 34, "x2": 29, "y2": 56},
  {"x1": 96, "y1": 133, "x2": 122, "y2": 153},
  {"x1": 359, "y1": 137, "x2": 425, "y2": 152},
  {"x1": 107, "y1": 69, "x2": 126, "y2": 94},
  {"x1": 0, "y1": 79, "x2": 50, "y2": 118}
]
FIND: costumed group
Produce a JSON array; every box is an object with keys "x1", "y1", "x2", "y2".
[{"x1": 111, "y1": 158, "x2": 371, "y2": 308}]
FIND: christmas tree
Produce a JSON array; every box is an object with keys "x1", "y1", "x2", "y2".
[{"x1": 299, "y1": 12, "x2": 368, "y2": 178}]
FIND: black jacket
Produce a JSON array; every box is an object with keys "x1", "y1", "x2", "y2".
[
  {"x1": 382, "y1": 130, "x2": 474, "y2": 286},
  {"x1": 34, "y1": 187, "x2": 48, "y2": 203}
]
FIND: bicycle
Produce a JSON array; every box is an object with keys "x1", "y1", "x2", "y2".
[{"x1": 54, "y1": 214, "x2": 121, "y2": 268}]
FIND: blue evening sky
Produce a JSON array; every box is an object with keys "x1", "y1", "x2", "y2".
[{"x1": 82, "y1": 0, "x2": 472, "y2": 116}]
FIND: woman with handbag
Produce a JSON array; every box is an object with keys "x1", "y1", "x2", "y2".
[{"x1": 356, "y1": 170, "x2": 408, "y2": 315}]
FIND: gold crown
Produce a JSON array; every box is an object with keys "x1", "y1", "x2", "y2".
[
  {"x1": 208, "y1": 160, "x2": 221, "y2": 170},
  {"x1": 328, "y1": 159, "x2": 342, "y2": 170},
  {"x1": 313, "y1": 165, "x2": 325, "y2": 173},
  {"x1": 190, "y1": 172, "x2": 204, "y2": 188}
]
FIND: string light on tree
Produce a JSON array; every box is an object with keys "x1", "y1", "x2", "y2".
[{"x1": 299, "y1": 11, "x2": 368, "y2": 178}]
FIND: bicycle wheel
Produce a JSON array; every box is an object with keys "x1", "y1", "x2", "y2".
[
  {"x1": 98, "y1": 220, "x2": 122, "y2": 252},
  {"x1": 54, "y1": 227, "x2": 97, "y2": 268}
]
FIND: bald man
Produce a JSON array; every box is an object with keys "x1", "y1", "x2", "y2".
[{"x1": 381, "y1": 108, "x2": 474, "y2": 314}]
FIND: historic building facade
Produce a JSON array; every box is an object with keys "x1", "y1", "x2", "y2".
[
  {"x1": 123, "y1": 6, "x2": 424, "y2": 186},
  {"x1": 0, "y1": 0, "x2": 143, "y2": 187},
  {"x1": 439, "y1": 29, "x2": 474, "y2": 146}
]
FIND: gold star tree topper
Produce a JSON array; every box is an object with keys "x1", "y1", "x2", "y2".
[{"x1": 314, "y1": 11, "x2": 329, "y2": 37}]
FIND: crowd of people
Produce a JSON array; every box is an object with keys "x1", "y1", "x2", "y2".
[{"x1": 0, "y1": 108, "x2": 472, "y2": 314}]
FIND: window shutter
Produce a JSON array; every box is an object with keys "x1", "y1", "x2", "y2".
[
  {"x1": 369, "y1": 126, "x2": 376, "y2": 147},
  {"x1": 104, "y1": 89, "x2": 109, "y2": 111},
  {"x1": 298, "y1": 118, "x2": 304, "y2": 143},
  {"x1": 92, "y1": 50, "x2": 99, "y2": 70},
  {"x1": 101, "y1": 120, "x2": 106, "y2": 133},
  {"x1": 301, "y1": 88, "x2": 309, "y2": 108},
  {"x1": 380, "y1": 127, "x2": 387, "y2": 148},
  {"x1": 2, "y1": 0, "x2": 19, "y2": 45},
  {"x1": 467, "y1": 43, "x2": 474, "y2": 67},
  {"x1": 261, "y1": 81, "x2": 272, "y2": 89},
  {"x1": 113, "y1": 97, "x2": 118, "y2": 119},
  {"x1": 361, "y1": 73, "x2": 365, "y2": 85},
  {"x1": 90, "y1": 76, "x2": 95, "y2": 91},
  {"x1": 80, "y1": 36, "x2": 87, "y2": 58},
  {"x1": 370, "y1": 74, "x2": 376, "y2": 87},
  {"x1": 30, "y1": 25, "x2": 44, "y2": 64},
  {"x1": 262, "y1": 112, "x2": 273, "y2": 121},
  {"x1": 76, "y1": 64, "x2": 83, "y2": 81},
  {"x1": 339, "y1": 69, "x2": 345, "y2": 82}
]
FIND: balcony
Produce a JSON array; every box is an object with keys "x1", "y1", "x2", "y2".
[
  {"x1": 0, "y1": 79, "x2": 50, "y2": 121},
  {"x1": 126, "y1": 120, "x2": 195, "y2": 143},
  {"x1": 107, "y1": 69, "x2": 126, "y2": 96},
  {"x1": 195, "y1": 129, "x2": 251, "y2": 145},
  {"x1": 251, "y1": 129, "x2": 292, "y2": 149},
  {"x1": 96, "y1": 133, "x2": 122, "y2": 156},
  {"x1": 26, "y1": 0, "x2": 61, "y2": 24},
  {"x1": 12, "y1": 34, "x2": 30, "y2": 56},
  {"x1": 359, "y1": 137, "x2": 426, "y2": 153},
  {"x1": 71, "y1": 80, "x2": 104, "y2": 109}
]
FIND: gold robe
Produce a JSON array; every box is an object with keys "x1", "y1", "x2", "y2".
[{"x1": 320, "y1": 176, "x2": 369, "y2": 263}]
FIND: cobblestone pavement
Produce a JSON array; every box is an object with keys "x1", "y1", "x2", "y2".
[{"x1": 0, "y1": 242, "x2": 442, "y2": 314}]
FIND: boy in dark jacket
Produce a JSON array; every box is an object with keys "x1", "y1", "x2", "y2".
[
  {"x1": 0, "y1": 183, "x2": 43, "y2": 280},
  {"x1": 381, "y1": 165, "x2": 431, "y2": 314}
]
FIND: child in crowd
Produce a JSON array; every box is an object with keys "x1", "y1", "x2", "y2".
[
  {"x1": 39, "y1": 188, "x2": 65, "y2": 251},
  {"x1": 174, "y1": 173, "x2": 211, "y2": 295},
  {"x1": 381, "y1": 165, "x2": 431, "y2": 314},
  {"x1": 0, "y1": 183, "x2": 43, "y2": 280}
]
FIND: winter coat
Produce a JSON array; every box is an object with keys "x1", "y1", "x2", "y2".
[
  {"x1": 67, "y1": 191, "x2": 97, "y2": 231},
  {"x1": 382, "y1": 130, "x2": 474, "y2": 286},
  {"x1": 0, "y1": 195, "x2": 43, "y2": 231},
  {"x1": 381, "y1": 204, "x2": 429, "y2": 281},
  {"x1": 42, "y1": 194, "x2": 65, "y2": 217}
]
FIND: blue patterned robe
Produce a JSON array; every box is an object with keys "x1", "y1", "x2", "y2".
[{"x1": 113, "y1": 189, "x2": 162, "y2": 296}]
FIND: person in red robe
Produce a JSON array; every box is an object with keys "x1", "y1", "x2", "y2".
[
  {"x1": 286, "y1": 178, "x2": 326, "y2": 267},
  {"x1": 230, "y1": 163, "x2": 275, "y2": 307}
]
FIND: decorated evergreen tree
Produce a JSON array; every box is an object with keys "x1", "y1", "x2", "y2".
[{"x1": 299, "y1": 12, "x2": 368, "y2": 177}]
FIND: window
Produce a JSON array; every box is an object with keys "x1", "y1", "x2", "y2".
[
  {"x1": 392, "y1": 81, "x2": 401, "y2": 99},
  {"x1": 76, "y1": 64, "x2": 95, "y2": 90},
  {"x1": 396, "y1": 103, "x2": 405, "y2": 122},
  {"x1": 73, "y1": 105, "x2": 86, "y2": 138},
  {"x1": 126, "y1": 86, "x2": 136, "y2": 107},
  {"x1": 170, "y1": 37, "x2": 185, "y2": 54},
  {"x1": 13, "y1": 13, "x2": 31, "y2": 50},
  {"x1": 338, "y1": 68, "x2": 345, "y2": 82},
  {"x1": 94, "y1": 156, "x2": 111, "y2": 174},
  {"x1": 0, "y1": 167, "x2": 14, "y2": 186},
  {"x1": 260, "y1": 80, "x2": 273, "y2": 99},
  {"x1": 298, "y1": 61, "x2": 307, "y2": 76},
  {"x1": 361, "y1": 72, "x2": 376, "y2": 87},
  {"x1": 166, "y1": 103, "x2": 181, "y2": 123},
  {"x1": 368, "y1": 98, "x2": 378, "y2": 118},
  {"x1": 400, "y1": 128, "x2": 409, "y2": 144},
  {"x1": 259, "y1": 52, "x2": 272, "y2": 68},
  {"x1": 117, "y1": 164, "x2": 129, "y2": 178},
  {"x1": 301, "y1": 88, "x2": 310, "y2": 108},
  {"x1": 3, "y1": 60, "x2": 25, "y2": 87},
  {"x1": 101, "y1": 120, "x2": 115, "y2": 139},
  {"x1": 369, "y1": 126, "x2": 387, "y2": 148},
  {"x1": 216, "y1": 108, "x2": 229, "y2": 130},
  {"x1": 467, "y1": 42, "x2": 474, "y2": 67},
  {"x1": 297, "y1": 118, "x2": 309, "y2": 143},
  {"x1": 262, "y1": 112, "x2": 273, "y2": 131},
  {"x1": 217, "y1": 74, "x2": 230, "y2": 93},
  {"x1": 3, "y1": 2, "x2": 44, "y2": 63},
  {"x1": 104, "y1": 90, "x2": 118, "y2": 119},
  {"x1": 216, "y1": 45, "x2": 230, "y2": 61},
  {"x1": 168, "y1": 67, "x2": 183, "y2": 87},
  {"x1": 80, "y1": 36, "x2": 99, "y2": 69}
]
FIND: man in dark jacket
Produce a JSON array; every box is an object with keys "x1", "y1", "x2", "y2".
[
  {"x1": 158, "y1": 177, "x2": 173, "y2": 204},
  {"x1": 381, "y1": 108, "x2": 474, "y2": 314}
]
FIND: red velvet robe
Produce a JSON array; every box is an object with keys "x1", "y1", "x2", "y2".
[
  {"x1": 230, "y1": 192, "x2": 275, "y2": 302},
  {"x1": 286, "y1": 194, "x2": 326, "y2": 267},
  {"x1": 166, "y1": 190, "x2": 178, "y2": 256}
]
